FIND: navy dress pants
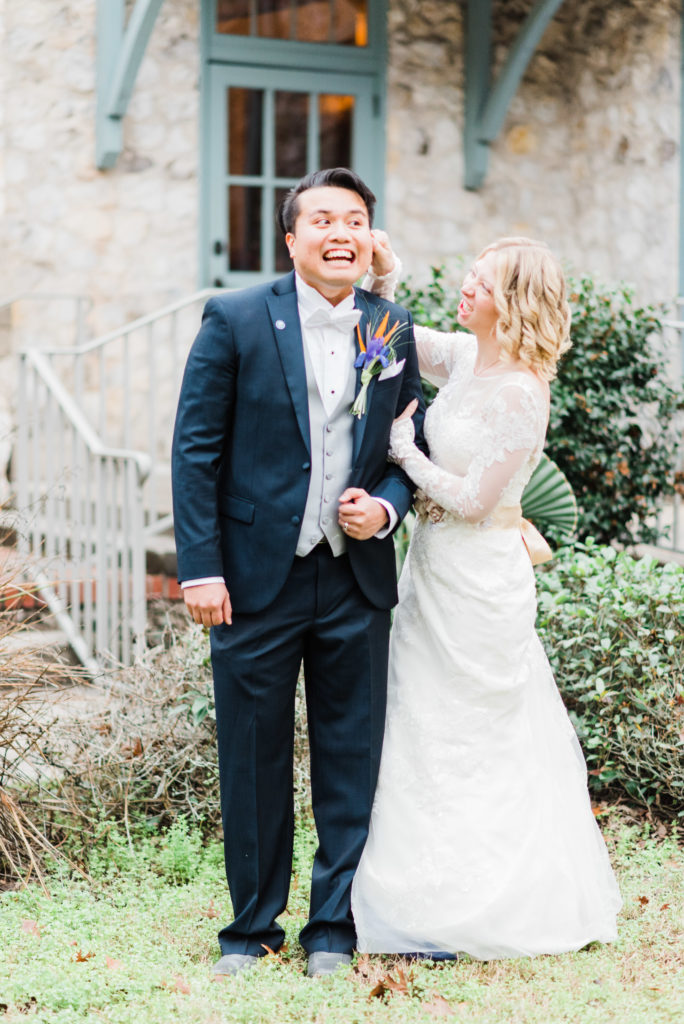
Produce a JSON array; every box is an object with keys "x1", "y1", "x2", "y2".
[{"x1": 209, "y1": 543, "x2": 391, "y2": 956}]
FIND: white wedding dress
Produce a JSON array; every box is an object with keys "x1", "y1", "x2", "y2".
[{"x1": 351, "y1": 305, "x2": 622, "y2": 959}]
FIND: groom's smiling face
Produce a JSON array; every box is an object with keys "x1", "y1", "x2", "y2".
[{"x1": 285, "y1": 186, "x2": 373, "y2": 305}]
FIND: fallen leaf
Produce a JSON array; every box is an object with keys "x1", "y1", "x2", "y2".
[
  {"x1": 354, "y1": 953, "x2": 373, "y2": 979},
  {"x1": 368, "y1": 967, "x2": 413, "y2": 999},
  {"x1": 388, "y1": 966, "x2": 413, "y2": 994},
  {"x1": 20, "y1": 920, "x2": 40, "y2": 938},
  {"x1": 638, "y1": 896, "x2": 649, "y2": 907},
  {"x1": 74, "y1": 949, "x2": 96, "y2": 962},
  {"x1": 105, "y1": 956, "x2": 123, "y2": 970},
  {"x1": 423, "y1": 994, "x2": 455, "y2": 1017},
  {"x1": 122, "y1": 736, "x2": 144, "y2": 758},
  {"x1": 200, "y1": 899, "x2": 219, "y2": 919},
  {"x1": 660, "y1": 903, "x2": 670, "y2": 911},
  {"x1": 369, "y1": 980, "x2": 388, "y2": 999},
  {"x1": 260, "y1": 942, "x2": 288, "y2": 962}
]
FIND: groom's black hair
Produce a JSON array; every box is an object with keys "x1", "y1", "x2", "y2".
[{"x1": 277, "y1": 167, "x2": 376, "y2": 236}]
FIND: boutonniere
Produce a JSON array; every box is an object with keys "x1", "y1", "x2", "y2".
[{"x1": 350, "y1": 310, "x2": 405, "y2": 419}]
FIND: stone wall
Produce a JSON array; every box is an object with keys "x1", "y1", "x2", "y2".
[
  {"x1": 385, "y1": 0, "x2": 681, "y2": 305},
  {"x1": 0, "y1": 0, "x2": 200, "y2": 345},
  {"x1": 0, "y1": 0, "x2": 680, "y2": 333}
]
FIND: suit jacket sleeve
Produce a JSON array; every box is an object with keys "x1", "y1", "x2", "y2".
[{"x1": 171, "y1": 298, "x2": 236, "y2": 582}]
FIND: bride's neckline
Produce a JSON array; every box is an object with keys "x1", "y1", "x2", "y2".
[{"x1": 470, "y1": 362, "x2": 535, "y2": 381}]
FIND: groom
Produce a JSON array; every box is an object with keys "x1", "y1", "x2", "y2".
[{"x1": 171, "y1": 167, "x2": 425, "y2": 978}]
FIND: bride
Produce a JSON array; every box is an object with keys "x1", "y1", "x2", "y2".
[{"x1": 351, "y1": 235, "x2": 622, "y2": 959}]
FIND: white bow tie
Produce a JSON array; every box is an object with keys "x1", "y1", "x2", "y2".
[{"x1": 304, "y1": 306, "x2": 362, "y2": 334}]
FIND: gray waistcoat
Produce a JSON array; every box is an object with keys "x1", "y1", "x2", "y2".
[{"x1": 296, "y1": 338, "x2": 357, "y2": 557}]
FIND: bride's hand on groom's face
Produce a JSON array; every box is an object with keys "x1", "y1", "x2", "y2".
[{"x1": 370, "y1": 230, "x2": 396, "y2": 277}]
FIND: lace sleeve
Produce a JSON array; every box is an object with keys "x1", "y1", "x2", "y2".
[
  {"x1": 389, "y1": 382, "x2": 546, "y2": 523},
  {"x1": 362, "y1": 259, "x2": 402, "y2": 301},
  {"x1": 414, "y1": 325, "x2": 473, "y2": 387}
]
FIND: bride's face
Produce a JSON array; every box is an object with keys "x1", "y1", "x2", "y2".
[{"x1": 457, "y1": 250, "x2": 499, "y2": 339}]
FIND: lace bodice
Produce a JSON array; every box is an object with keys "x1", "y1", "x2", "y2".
[
  {"x1": 363, "y1": 263, "x2": 549, "y2": 523},
  {"x1": 391, "y1": 333, "x2": 548, "y2": 521}
]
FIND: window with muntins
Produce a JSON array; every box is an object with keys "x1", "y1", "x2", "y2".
[{"x1": 202, "y1": 0, "x2": 385, "y2": 285}]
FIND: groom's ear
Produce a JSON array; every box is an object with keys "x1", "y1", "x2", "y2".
[{"x1": 285, "y1": 232, "x2": 295, "y2": 259}]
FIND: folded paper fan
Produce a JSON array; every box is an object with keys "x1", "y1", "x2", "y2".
[{"x1": 521, "y1": 454, "x2": 578, "y2": 538}]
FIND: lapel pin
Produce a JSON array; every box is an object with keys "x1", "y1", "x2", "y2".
[{"x1": 275, "y1": 319, "x2": 286, "y2": 330}]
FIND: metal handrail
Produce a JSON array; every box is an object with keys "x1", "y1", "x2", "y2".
[
  {"x1": 13, "y1": 288, "x2": 225, "y2": 671},
  {"x1": 36, "y1": 288, "x2": 222, "y2": 356},
  {"x1": 26, "y1": 350, "x2": 151, "y2": 482}
]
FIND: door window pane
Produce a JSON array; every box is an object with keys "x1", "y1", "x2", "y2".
[
  {"x1": 334, "y1": 0, "x2": 367, "y2": 46},
  {"x1": 257, "y1": 0, "x2": 292, "y2": 38},
  {"x1": 295, "y1": 0, "x2": 330, "y2": 43},
  {"x1": 228, "y1": 89, "x2": 263, "y2": 176},
  {"x1": 216, "y1": 0, "x2": 251, "y2": 35},
  {"x1": 216, "y1": 0, "x2": 368, "y2": 46},
  {"x1": 275, "y1": 92, "x2": 309, "y2": 178},
  {"x1": 230, "y1": 186, "x2": 262, "y2": 271},
  {"x1": 319, "y1": 94, "x2": 353, "y2": 168},
  {"x1": 274, "y1": 187, "x2": 293, "y2": 272}
]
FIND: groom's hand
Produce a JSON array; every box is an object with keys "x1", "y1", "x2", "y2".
[
  {"x1": 183, "y1": 582, "x2": 233, "y2": 628},
  {"x1": 338, "y1": 488, "x2": 388, "y2": 540}
]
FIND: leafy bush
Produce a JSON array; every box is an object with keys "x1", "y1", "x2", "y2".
[
  {"x1": 396, "y1": 266, "x2": 462, "y2": 406},
  {"x1": 536, "y1": 542, "x2": 683, "y2": 816},
  {"x1": 547, "y1": 276, "x2": 682, "y2": 545},
  {"x1": 397, "y1": 268, "x2": 683, "y2": 546}
]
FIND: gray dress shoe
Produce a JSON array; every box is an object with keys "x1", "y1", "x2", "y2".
[
  {"x1": 306, "y1": 951, "x2": 352, "y2": 978},
  {"x1": 212, "y1": 953, "x2": 259, "y2": 976}
]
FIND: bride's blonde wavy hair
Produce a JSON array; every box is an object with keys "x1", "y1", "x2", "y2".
[{"x1": 477, "y1": 237, "x2": 572, "y2": 381}]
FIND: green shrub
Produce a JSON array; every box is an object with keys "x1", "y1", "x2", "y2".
[
  {"x1": 396, "y1": 265, "x2": 462, "y2": 406},
  {"x1": 536, "y1": 542, "x2": 684, "y2": 816},
  {"x1": 156, "y1": 816, "x2": 204, "y2": 884},
  {"x1": 397, "y1": 268, "x2": 683, "y2": 546},
  {"x1": 547, "y1": 276, "x2": 682, "y2": 545}
]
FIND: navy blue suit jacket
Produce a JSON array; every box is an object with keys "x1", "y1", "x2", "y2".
[{"x1": 171, "y1": 271, "x2": 426, "y2": 612}]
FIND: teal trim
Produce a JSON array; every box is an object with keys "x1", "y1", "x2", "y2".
[
  {"x1": 464, "y1": 0, "x2": 566, "y2": 190},
  {"x1": 208, "y1": 33, "x2": 381, "y2": 73},
  {"x1": 207, "y1": 0, "x2": 384, "y2": 73},
  {"x1": 96, "y1": 0, "x2": 124, "y2": 170},
  {"x1": 107, "y1": 0, "x2": 165, "y2": 116},
  {"x1": 96, "y1": 0, "x2": 165, "y2": 169},
  {"x1": 463, "y1": 0, "x2": 492, "y2": 194}
]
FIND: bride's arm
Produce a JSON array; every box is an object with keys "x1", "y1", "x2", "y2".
[
  {"x1": 389, "y1": 384, "x2": 545, "y2": 523},
  {"x1": 362, "y1": 242, "x2": 466, "y2": 386}
]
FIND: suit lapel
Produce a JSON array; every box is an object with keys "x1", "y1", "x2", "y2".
[{"x1": 266, "y1": 276, "x2": 311, "y2": 455}]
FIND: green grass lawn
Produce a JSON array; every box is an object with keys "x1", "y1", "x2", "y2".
[{"x1": 0, "y1": 811, "x2": 682, "y2": 1024}]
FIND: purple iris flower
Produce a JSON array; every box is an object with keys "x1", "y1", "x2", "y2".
[{"x1": 354, "y1": 334, "x2": 391, "y2": 370}]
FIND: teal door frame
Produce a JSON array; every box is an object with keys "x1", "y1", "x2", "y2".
[{"x1": 199, "y1": 0, "x2": 388, "y2": 287}]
